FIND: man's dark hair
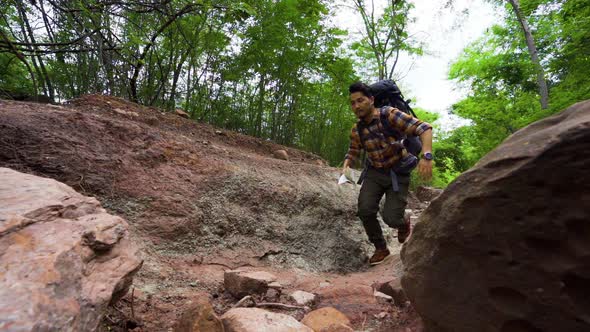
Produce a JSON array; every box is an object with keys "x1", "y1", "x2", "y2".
[{"x1": 349, "y1": 81, "x2": 372, "y2": 97}]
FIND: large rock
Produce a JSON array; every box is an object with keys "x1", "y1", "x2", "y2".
[
  {"x1": 401, "y1": 101, "x2": 590, "y2": 332},
  {"x1": 222, "y1": 308, "x2": 312, "y2": 332},
  {"x1": 224, "y1": 270, "x2": 277, "y2": 299},
  {"x1": 0, "y1": 168, "x2": 143, "y2": 331}
]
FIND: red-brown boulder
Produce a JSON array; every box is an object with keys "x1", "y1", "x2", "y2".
[
  {"x1": 401, "y1": 101, "x2": 590, "y2": 332},
  {"x1": 0, "y1": 168, "x2": 143, "y2": 331}
]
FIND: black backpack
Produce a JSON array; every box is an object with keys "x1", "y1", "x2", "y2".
[
  {"x1": 357, "y1": 79, "x2": 422, "y2": 157},
  {"x1": 370, "y1": 80, "x2": 417, "y2": 116}
]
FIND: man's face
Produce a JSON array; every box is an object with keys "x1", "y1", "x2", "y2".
[{"x1": 350, "y1": 92, "x2": 374, "y2": 119}]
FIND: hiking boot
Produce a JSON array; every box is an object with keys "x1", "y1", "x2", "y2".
[
  {"x1": 398, "y1": 217, "x2": 412, "y2": 244},
  {"x1": 369, "y1": 248, "x2": 391, "y2": 265}
]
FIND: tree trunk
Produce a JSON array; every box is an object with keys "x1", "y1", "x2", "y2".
[
  {"x1": 507, "y1": 0, "x2": 549, "y2": 109},
  {"x1": 16, "y1": 2, "x2": 54, "y2": 101},
  {"x1": 185, "y1": 63, "x2": 193, "y2": 115},
  {"x1": 255, "y1": 74, "x2": 266, "y2": 137},
  {"x1": 129, "y1": 4, "x2": 200, "y2": 103},
  {"x1": 169, "y1": 50, "x2": 190, "y2": 111}
]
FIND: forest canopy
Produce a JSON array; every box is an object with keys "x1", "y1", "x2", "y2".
[{"x1": 1, "y1": 0, "x2": 588, "y2": 187}]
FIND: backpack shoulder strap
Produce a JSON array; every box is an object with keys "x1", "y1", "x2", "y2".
[
  {"x1": 379, "y1": 106, "x2": 402, "y2": 139},
  {"x1": 379, "y1": 106, "x2": 391, "y2": 129},
  {"x1": 356, "y1": 122, "x2": 365, "y2": 148}
]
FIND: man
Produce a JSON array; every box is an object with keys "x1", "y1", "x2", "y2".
[{"x1": 343, "y1": 82, "x2": 433, "y2": 265}]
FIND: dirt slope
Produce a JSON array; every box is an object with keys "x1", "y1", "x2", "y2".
[{"x1": 0, "y1": 95, "x2": 423, "y2": 331}]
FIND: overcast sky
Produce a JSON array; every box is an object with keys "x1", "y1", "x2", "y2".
[{"x1": 332, "y1": 0, "x2": 502, "y2": 128}]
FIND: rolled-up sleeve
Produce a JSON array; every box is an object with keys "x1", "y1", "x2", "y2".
[
  {"x1": 388, "y1": 108, "x2": 432, "y2": 136},
  {"x1": 344, "y1": 125, "x2": 362, "y2": 164}
]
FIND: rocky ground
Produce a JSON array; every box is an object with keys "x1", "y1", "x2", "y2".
[{"x1": 0, "y1": 95, "x2": 437, "y2": 331}]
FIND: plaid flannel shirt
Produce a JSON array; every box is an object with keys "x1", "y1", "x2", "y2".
[{"x1": 344, "y1": 107, "x2": 432, "y2": 169}]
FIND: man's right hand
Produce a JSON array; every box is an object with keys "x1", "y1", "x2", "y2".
[
  {"x1": 342, "y1": 159, "x2": 352, "y2": 174},
  {"x1": 342, "y1": 165, "x2": 350, "y2": 175},
  {"x1": 342, "y1": 166, "x2": 354, "y2": 183}
]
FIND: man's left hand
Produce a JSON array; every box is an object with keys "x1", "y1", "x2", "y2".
[{"x1": 417, "y1": 159, "x2": 432, "y2": 181}]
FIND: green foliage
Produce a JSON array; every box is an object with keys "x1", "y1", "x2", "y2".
[
  {"x1": 0, "y1": 0, "x2": 359, "y2": 166},
  {"x1": 351, "y1": 0, "x2": 423, "y2": 80},
  {"x1": 2, "y1": 0, "x2": 588, "y2": 184},
  {"x1": 413, "y1": 108, "x2": 439, "y2": 127},
  {"x1": 438, "y1": 0, "x2": 590, "y2": 188},
  {"x1": 0, "y1": 54, "x2": 32, "y2": 96}
]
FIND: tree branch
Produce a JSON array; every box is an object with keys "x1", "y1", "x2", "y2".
[{"x1": 0, "y1": 28, "x2": 101, "y2": 47}]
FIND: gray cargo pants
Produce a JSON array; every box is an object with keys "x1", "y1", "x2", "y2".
[{"x1": 358, "y1": 167, "x2": 410, "y2": 249}]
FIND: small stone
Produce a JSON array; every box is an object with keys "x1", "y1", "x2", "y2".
[
  {"x1": 375, "y1": 279, "x2": 407, "y2": 307},
  {"x1": 173, "y1": 296, "x2": 223, "y2": 332},
  {"x1": 315, "y1": 159, "x2": 327, "y2": 166},
  {"x1": 374, "y1": 291, "x2": 393, "y2": 304},
  {"x1": 315, "y1": 284, "x2": 379, "y2": 322},
  {"x1": 113, "y1": 108, "x2": 139, "y2": 117},
  {"x1": 268, "y1": 281, "x2": 283, "y2": 289},
  {"x1": 273, "y1": 149, "x2": 289, "y2": 160},
  {"x1": 375, "y1": 312, "x2": 389, "y2": 319},
  {"x1": 224, "y1": 270, "x2": 277, "y2": 299},
  {"x1": 266, "y1": 288, "x2": 281, "y2": 300},
  {"x1": 289, "y1": 290, "x2": 316, "y2": 306},
  {"x1": 301, "y1": 307, "x2": 351, "y2": 332},
  {"x1": 222, "y1": 308, "x2": 312, "y2": 332},
  {"x1": 175, "y1": 109, "x2": 190, "y2": 118}
]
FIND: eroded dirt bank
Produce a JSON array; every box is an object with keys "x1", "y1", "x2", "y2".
[{"x1": 0, "y1": 95, "x2": 427, "y2": 331}]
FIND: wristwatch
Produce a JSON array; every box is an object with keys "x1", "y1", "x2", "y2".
[{"x1": 423, "y1": 152, "x2": 433, "y2": 160}]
